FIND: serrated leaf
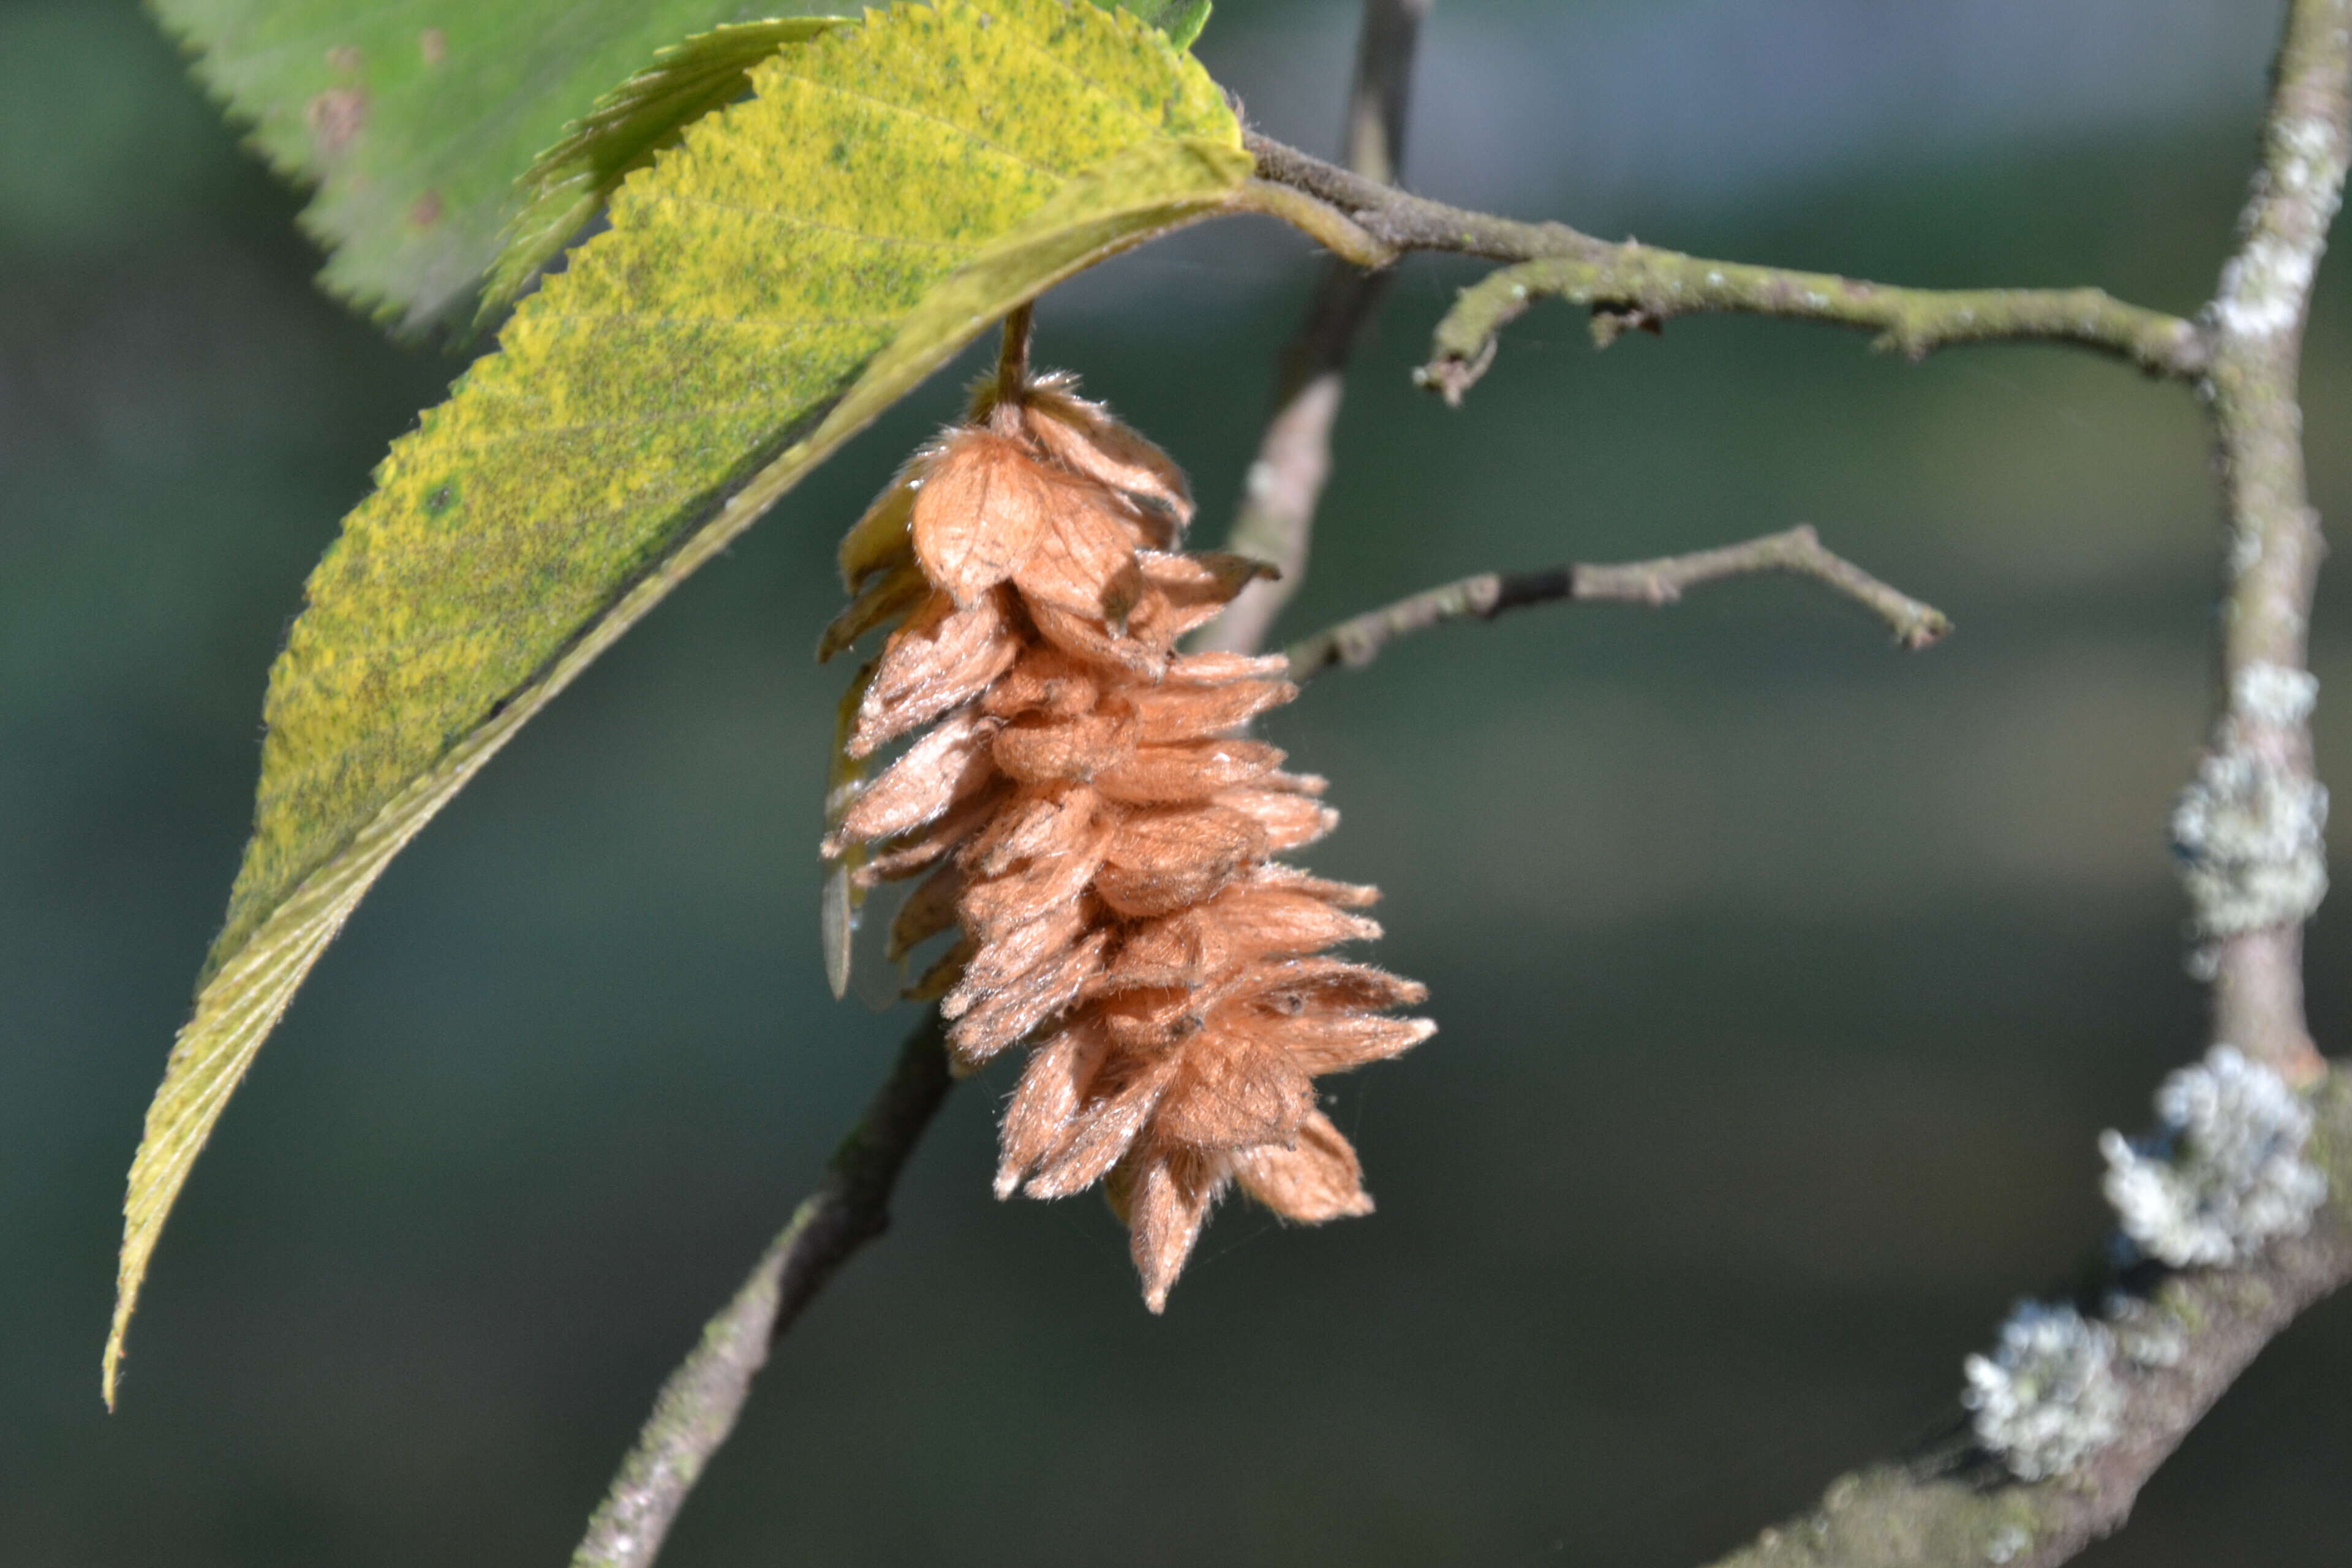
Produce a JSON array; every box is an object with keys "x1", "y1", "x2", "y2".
[
  {"x1": 482, "y1": 18, "x2": 846, "y2": 323},
  {"x1": 149, "y1": 0, "x2": 842, "y2": 333},
  {"x1": 108, "y1": 0, "x2": 1248, "y2": 1406}
]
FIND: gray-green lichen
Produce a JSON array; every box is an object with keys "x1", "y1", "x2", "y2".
[
  {"x1": 2171, "y1": 748, "x2": 2328, "y2": 948},
  {"x1": 2231, "y1": 661, "x2": 2320, "y2": 726},
  {"x1": 2101, "y1": 1045, "x2": 2327, "y2": 1267},
  {"x1": 1961, "y1": 1302, "x2": 2123, "y2": 1482},
  {"x1": 2212, "y1": 114, "x2": 2344, "y2": 342}
]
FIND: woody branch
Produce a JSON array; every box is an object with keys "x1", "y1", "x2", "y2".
[
  {"x1": 1283, "y1": 525, "x2": 1950, "y2": 683},
  {"x1": 1702, "y1": 1077, "x2": 2352, "y2": 1568},
  {"x1": 570, "y1": 1012, "x2": 951, "y2": 1568},
  {"x1": 1698, "y1": 4, "x2": 2352, "y2": 1564},
  {"x1": 2187, "y1": 0, "x2": 2346, "y2": 1086},
  {"x1": 1198, "y1": 0, "x2": 1429, "y2": 655}
]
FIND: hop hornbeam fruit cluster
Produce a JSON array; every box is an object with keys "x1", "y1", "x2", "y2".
[{"x1": 818, "y1": 332, "x2": 1433, "y2": 1310}]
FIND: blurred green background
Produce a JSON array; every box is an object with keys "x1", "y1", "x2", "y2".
[{"x1": 6, "y1": 0, "x2": 2351, "y2": 1562}]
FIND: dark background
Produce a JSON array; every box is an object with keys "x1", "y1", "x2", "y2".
[{"x1": 6, "y1": 0, "x2": 2350, "y2": 1562}]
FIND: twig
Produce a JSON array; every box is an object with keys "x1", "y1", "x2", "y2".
[
  {"x1": 1700, "y1": 1071, "x2": 2352, "y2": 1568},
  {"x1": 573, "y1": 309, "x2": 1044, "y2": 1566},
  {"x1": 570, "y1": 1012, "x2": 952, "y2": 1568},
  {"x1": 1233, "y1": 135, "x2": 2211, "y2": 396},
  {"x1": 996, "y1": 300, "x2": 1035, "y2": 409},
  {"x1": 1283, "y1": 526, "x2": 1950, "y2": 681},
  {"x1": 1197, "y1": 0, "x2": 1429, "y2": 656},
  {"x1": 2185, "y1": 0, "x2": 2348, "y2": 1086}
]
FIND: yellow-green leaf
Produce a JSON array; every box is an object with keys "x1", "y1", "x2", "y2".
[
  {"x1": 481, "y1": 18, "x2": 847, "y2": 323},
  {"x1": 108, "y1": 0, "x2": 1248, "y2": 1406},
  {"x1": 483, "y1": 1, "x2": 1213, "y2": 323}
]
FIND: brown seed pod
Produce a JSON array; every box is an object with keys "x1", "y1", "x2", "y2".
[{"x1": 820, "y1": 358, "x2": 1431, "y2": 1311}]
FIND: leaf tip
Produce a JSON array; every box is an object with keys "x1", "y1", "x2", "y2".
[
  {"x1": 102, "y1": 1279, "x2": 136, "y2": 1411},
  {"x1": 105, "y1": 1164, "x2": 174, "y2": 1411}
]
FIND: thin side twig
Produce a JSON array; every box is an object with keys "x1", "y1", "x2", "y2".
[
  {"x1": 570, "y1": 1012, "x2": 952, "y2": 1568},
  {"x1": 1196, "y1": 0, "x2": 1429, "y2": 656},
  {"x1": 1283, "y1": 525, "x2": 1950, "y2": 682},
  {"x1": 1232, "y1": 135, "x2": 2210, "y2": 394}
]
